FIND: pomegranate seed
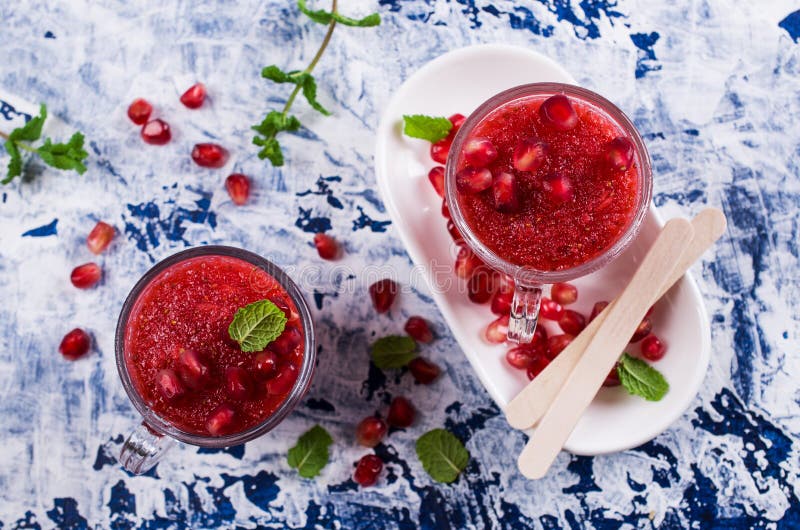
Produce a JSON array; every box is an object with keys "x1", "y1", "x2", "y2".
[
  {"x1": 140, "y1": 119, "x2": 171, "y2": 145},
  {"x1": 512, "y1": 139, "x2": 548, "y2": 172},
  {"x1": 405, "y1": 316, "x2": 433, "y2": 343},
  {"x1": 180, "y1": 82, "x2": 206, "y2": 109},
  {"x1": 225, "y1": 173, "x2": 250, "y2": 205},
  {"x1": 589, "y1": 300, "x2": 610, "y2": 323},
  {"x1": 356, "y1": 416, "x2": 388, "y2": 448},
  {"x1": 543, "y1": 172, "x2": 574, "y2": 204},
  {"x1": 492, "y1": 172, "x2": 520, "y2": 214},
  {"x1": 604, "y1": 137, "x2": 635, "y2": 172},
  {"x1": 206, "y1": 404, "x2": 236, "y2": 436},
  {"x1": 353, "y1": 454, "x2": 383, "y2": 487},
  {"x1": 253, "y1": 351, "x2": 278, "y2": 379},
  {"x1": 58, "y1": 328, "x2": 91, "y2": 360},
  {"x1": 456, "y1": 167, "x2": 493, "y2": 194},
  {"x1": 265, "y1": 363, "x2": 298, "y2": 395},
  {"x1": 491, "y1": 288, "x2": 513, "y2": 315},
  {"x1": 86, "y1": 221, "x2": 115, "y2": 255},
  {"x1": 506, "y1": 345, "x2": 537, "y2": 369},
  {"x1": 539, "y1": 94, "x2": 578, "y2": 131},
  {"x1": 313, "y1": 232, "x2": 339, "y2": 260},
  {"x1": 558, "y1": 309, "x2": 586, "y2": 335},
  {"x1": 551, "y1": 282, "x2": 578, "y2": 305},
  {"x1": 547, "y1": 334, "x2": 574, "y2": 359},
  {"x1": 449, "y1": 113, "x2": 466, "y2": 130},
  {"x1": 387, "y1": 396, "x2": 415, "y2": 428},
  {"x1": 191, "y1": 143, "x2": 229, "y2": 168},
  {"x1": 441, "y1": 200, "x2": 451, "y2": 219},
  {"x1": 454, "y1": 246, "x2": 483, "y2": 279},
  {"x1": 462, "y1": 137, "x2": 498, "y2": 168},
  {"x1": 539, "y1": 297, "x2": 564, "y2": 320},
  {"x1": 430, "y1": 138, "x2": 451, "y2": 164},
  {"x1": 408, "y1": 357, "x2": 440, "y2": 384},
  {"x1": 127, "y1": 98, "x2": 152, "y2": 125},
  {"x1": 155, "y1": 369, "x2": 185, "y2": 400},
  {"x1": 271, "y1": 296, "x2": 300, "y2": 324},
  {"x1": 526, "y1": 354, "x2": 551, "y2": 380},
  {"x1": 70, "y1": 262, "x2": 102, "y2": 289},
  {"x1": 369, "y1": 279, "x2": 398, "y2": 314},
  {"x1": 428, "y1": 166, "x2": 445, "y2": 197},
  {"x1": 468, "y1": 268, "x2": 494, "y2": 304},
  {"x1": 640, "y1": 334, "x2": 666, "y2": 361},
  {"x1": 268, "y1": 326, "x2": 303, "y2": 356},
  {"x1": 177, "y1": 348, "x2": 211, "y2": 389},
  {"x1": 484, "y1": 314, "x2": 509, "y2": 343},
  {"x1": 224, "y1": 366, "x2": 252, "y2": 400},
  {"x1": 446, "y1": 220, "x2": 463, "y2": 243},
  {"x1": 630, "y1": 317, "x2": 653, "y2": 343},
  {"x1": 603, "y1": 365, "x2": 621, "y2": 387},
  {"x1": 645, "y1": 305, "x2": 655, "y2": 318}
]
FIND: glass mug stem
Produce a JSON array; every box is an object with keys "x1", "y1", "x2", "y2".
[
  {"x1": 508, "y1": 271, "x2": 543, "y2": 343},
  {"x1": 119, "y1": 423, "x2": 175, "y2": 474}
]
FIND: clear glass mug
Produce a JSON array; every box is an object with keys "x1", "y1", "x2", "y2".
[
  {"x1": 115, "y1": 246, "x2": 316, "y2": 474},
  {"x1": 445, "y1": 83, "x2": 653, "y2": 343}
]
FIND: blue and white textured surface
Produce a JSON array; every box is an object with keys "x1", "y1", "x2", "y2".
[{"x1": 1, "y1": 1, "x2": 799, "y2": 527}]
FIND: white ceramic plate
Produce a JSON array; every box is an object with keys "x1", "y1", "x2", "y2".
[{"x1": 374, "y1": 44, "x2": 711, "y2": 455}]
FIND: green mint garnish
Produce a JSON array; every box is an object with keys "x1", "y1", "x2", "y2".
[
  {"x1": 287, "y1": 424, "x2": 333, "y2": 478},
  {"x1": 402, "y1": 114, "x2": 453, "y2": 143},
  {"x1": 617, "y1": 353, "x2": 669, "y2": 401},
  {"x1": 416, "y1": 428, "x2": 470, "y2": 484},
  {"x1": 370, "y1": 335, "x2": 417, "y2": 369},
  {"x1": 227, "y1": 299, "x2": 288, "y2": 352},
  {"x1": 298, "y1": 0, "x2": 381, "y2": 26}
]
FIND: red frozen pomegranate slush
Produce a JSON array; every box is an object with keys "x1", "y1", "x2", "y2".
[
  {"x1": 454, "y1": 92, "x2": 642, "y2": 271},
  {"x1": 124, "y1": 254, "x2": 304, "y2": 437}
]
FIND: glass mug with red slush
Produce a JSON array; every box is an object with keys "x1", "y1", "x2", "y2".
[
  {"x1": 445, "y1": 83, "x2": 652, "y2": 342},
  {"x1": 115, "y1": 246, "x2": 315, "y2": 474}
]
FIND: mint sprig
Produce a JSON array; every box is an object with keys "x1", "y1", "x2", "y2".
[
  {"x1": 402, "y1": 115, "x2": 453, "y2": 143},
  {"x1": 416, "y1": 428, "x2": 470, "y2": 484},
  {"x1": 287, "y1": 424, "x2": 333, "y2": 478},
  {"x1": 370, "y1": 335, "x2": 417, "y2": 369},
  {"x1": 227, "y1": 299, "x2": 288, "y2": 352},
  {"x1": 617, "y1": 353, "x2": 669, "y2": 401},
  {"x1": 2, "y1": 104, "x2": 88, "y2": 184},
  {"x1": 253, "y1": 0, "x2": 381, "y2": 167}
]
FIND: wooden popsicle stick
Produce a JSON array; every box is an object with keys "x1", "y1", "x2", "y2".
[
  {"x1": 517, "y1": 218, "x2": 694, "y2": 479},
  {"x1": 504, "y1": 208, "x2": 727, "y2": 430}
]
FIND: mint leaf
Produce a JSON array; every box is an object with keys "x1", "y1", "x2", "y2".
[
  {"x1": 370, "y1": 335, "x2": 416, "y2": 369},
  {"x1": 228, "y1": 299, "x2": 288, "y2": 352},
  {"x1": 253, "y1": 136, "x2": 285, "y2": 166},
  {"x1": 36, "y1": 132, "x2": 88, "y2": 174},
  {"x1": 617, "y1": 353, "x2": 669, "y2": 401},
  {"x1": 300, "y1": 75, "x2": 330, "y2": 116},
  {"x1": 9, "y1": 104, "x2": 47, "y2": 143},
  {"x1": 3, "y1": 140, "x2": 22, "y2": 184},
  {"x1": 261, "y1": 65, "x2": 296, "y2": 83},
  {"x1": 333, "y1": 12, "x2": 381, "y2": 27},
  {"x1": 252, "y1": 110, "x2": 302, "y2": 138},
  {"x1": 261, "y1": 67, "x2": 330, "y2": 116},
  {"x1": 402, "y1": 115, "x2": 453, "y2": 143},
  {"x1": 288, "y1": 424, "x2": 333, "y2": 478},
  {"x1": 416, "y1": 429, "x2": 469, "y2": 484},
  {"x1": 297, "y1": 0, "x2": 332, "y2": 24}
]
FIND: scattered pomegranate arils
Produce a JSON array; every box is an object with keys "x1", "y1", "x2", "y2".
[
  {"x1": 408, "y1": 357, "x2": 440, "y2": 384},
  {"x1": 543, "y1": 172, "x2": 574, "y2": 204},
  {"x1": 87, "y1": 221, "x2": 115, "y2": 254},
  {"x1": 532, "y1": 324, "x2": 548, "y2": 347},
  {"x1": 640, "y1": 334, "x2": 666, "y2": 361},
  {"x1": 354, "y1": 454, "x2": 383, "y2": 487},
  {"x1": 539, "y1": 94, "x2": 578, "y2": 131},
  {"x1": 551, "y1": 282, "x2": 578, "y2": 305},
  {"x1": 558, "y1": 309, "x2": 586, "y2": 335},
  {"x1": 156, "y1": 369, "x2": 185, "y2": 400},
  {"x1": 506, "y1": 345, "x2": 537, "y2": 369},
  {"x1": 630, "y1": 317, "x2": 653, "y2": 343},
  {"x1": 59, "y1": 328, "x2": 91, "y2": 360},
  {"x1": 268, "y1": 326, "x2": 303, "y2": 356},
  {"x1": 356, "y1": 416, "x2": 388, "y2": 448},
  {"x1": 405, "y1": 316, "x2": 433, "y2": 343},
  {"x1": 253, "y1": 351, "x2": 278, "y2": 379},
  {"x1": 604, "y1": 136, "x2": 635, "y2": 172},
  {"x1": 224, "y1": 366, "x2": 252, "y2": 400},
  {"x1": 454, "y1": 246, "x2": 483, "y2": 280},
  {"x1": 177, "y1": 349, "x2": 211, "y2": 389},
  {"x1": 387, "y1": 396, "x2": 415, "y2": 428},
  {"x1": 428, "y1": 166, "x2": 445, "y2": 197},
  {"x1": 225, "y1": 173, "x2": 250, "y2": 205},
  {"x1": 492, "y1": 171, "x2": 520, "y2": 214},
  {"x1": 468, "y1": 268, "x2": 494, "y2": 304},
  {"x1": 206, "y1": 403, "x2": 236, "y2": 436},
  {"x1": 313, "y1": 233, "x2": 339, "y2": 260},
  {"x1": 589, "y1": 300, "x2": 610, "y2": 323},
  {"x1": 192, "y1": 143, "x2": 229, "y2": 168},
  {"x1": 441, "y1": 200, "x2": 451, "y2": 219},
  {"x1": 70, "y1": 262, "x2": 102, "y2": 289},
  {"x1": 266, "y1": 363, "x2": 298, "y2": 395},
  {"x1": 463, "y1": 137, "x2": 498, "y2": 168},
  {"x1": 547, "y1": 334, "x2": 574, "y2": 359},
  {"x1": 430, "y1": 138, "x2": 451, "y2": 164},
  {"x1": 491, "y1": 288, "x2": 513, "y2": 315},
  {"x1": 539, "y1": 297, "x2": 564, "y2": 321},
  {"x1": 180, "y1": 82, "x2": 206, "y2": 109},
  {"x1": 141, "y1": 119, "x2": 171, "y2": 145},
  {"x1": 127, "y1": 98, "x2": 152, "y2": 125},
  {"x1": 513, "y1": 138, "x2": 548, "y2": 172},
  {"x1": 449, "y1": 113, "x2": 466, "y2": 130},
  {"x1": 446, "y1": 220, "x2": 463, "y2": 243},
  {"x1": 603, "y1": 365, "x2": 621, "y2": 387},
  {"x1": 484, "y1": 314, "x2": 510, "y2": 343},
  {"x1": 369, "y1": 279, "x2": 398, "y2": 314},
  {"x1": 526, "y1": 354, "x2": 551, "y2": 380},
  {"x1": 456, "y1": 167, "x2": 493, "y2": 194}
]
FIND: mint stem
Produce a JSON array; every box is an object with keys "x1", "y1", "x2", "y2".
[
  {"x1": 1, "y1": 132, "x2": 36, "y2": 152},
  {"x1": 0, "y1": 131, "x2": 9, "y2": 141}
]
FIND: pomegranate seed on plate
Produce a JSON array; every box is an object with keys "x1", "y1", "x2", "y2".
[
  {"x1": 224, "y1": 366, "x2": 252, "y2": 400},
  {"x1": 369, "y1": 279, "x2": 398, "y2": 314},
  {"x1": 127, "y1": 98, "x2": 152, "y2": 125},
  {"x1": 313, "y1": 233, "x2": 339, "y2": 260},
  {"x1": 441, "y1": 200, "x2": 451, "y2": 219},
  {"x1": 539, "y1": 94, "x2": 578, "y2": 131},
  {"x1": 558, "y1": 309, "x2": 586, "y2": 335},
  {"x1": 532, "y1": 324, "x2": 548, "y2": 347},
  {"x1": 484, "y1": 314, "x2": 509, "y2": 343},
  {"x1": 266, "y1": 363, "x2": 298, "y2": 395},
  {"x1": 87, "y1": 221, "x2": 115, "y2": 254},
  {"x1": 177, "y1": 348, "x2": 211, "y2": 389},
  {"x1": 268, "y1": 326, "x2": 303, "y2": 356},
  {"x1": 430, "y1": 138, "x2": 451, "y2": 164},
  {"x1": 492, "y1": 171, "x2": 520, "y2": 214},
  {"x1": 156, "y1": 369, "x2": 185, "y2": 400},
  {"x1": 206, "y1": 403, "x2": 236, "y2": 436},
  {"x1": 59, "y1": 328, "x2": 91, "y2": 360},
  {"x1": 547, "y1": 334, "x2": 574, "y2": 359},
  {"x1": 589, "y1": 300, "x2": 610, "y2": 323},
  {"x1": 630, "y1": 317, "x2": 653, "y2": 343},
  {"x1": 353, "y1": 454, "x2": 383, "y2": 487},
  {"x1": 462, "y1": 137, "x2": 498, "y2": 168},
  {"x1": 506, "y1": 345, "x2": 537, "y2": 369},
  {"x1": 468, "y1": 268, "x2": 494, "y2": 304},
  {"x1": 356, "y1": 416, "x2": 388, "y2": 448},
  {"x1": 449, "y1": 113, "x2": 466, "y2": 130},
  {"x1": 454, "y1": 246, "x2": 482, "y2": 280},
  {"x1": 526, "y1": 354, "x2": 551, "y2": 380},
  {"x1": 141, "y1": 119, "x2": 171, "y2": 145},
  {"x1": 543, "y1": 172, "x2": 574, "y2": 204},
  {"x1": 446, "y1": 220, "x2": 463, "y2": 243},
  {"x1": 491, "y1": 288, "x2": 513, "y2": 315},
  {"x1": 603, "y1": 365, "x2": 621, "y2": 387},
  {"x1": 192, "y1": 143, "x2": 229, "y2": 168},
  {"x1": 513, "y1": 138, "x2": 548, "y2": 172},
  {"x1": 640, "y1": 334, "x2": 666, "y2": 361},
  {"x1": 428, "y1": 166, "x2": 445, "y2": 197},
  {"x1": 456, "y1": 167, "x2": 493, "y2": 194},
  {"x1": 408, "y1": 357, "x2": 440, "y2": 384},
  {"x1": 70, "y1": 262, "x2": 102, "y2": 289},
  {"x1": 539, "y1": 297, "x2": 564, "y2": 320},
  {"x1": 253, "y1": 351, "x2": 278, "y2": 379},
  {"x1": 180, "y1": 82, "x2": 206, "y2": 109},
  {"x1": 405, "y1": 316, "x2": 433, "y2": 343},
  {"x1": 387, "y1": 396, "x2": 415, "y2": 428},
  {"x1": 550, "y1": 282, "x2": 577, "y2": 305},
  {"x1": 225, "y1": 173, "x2": 250, "y2": 205},
  {"x1": 604, "y1": 137, "x2": 635, "y2": 172}
]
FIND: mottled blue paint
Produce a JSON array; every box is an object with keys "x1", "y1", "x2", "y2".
[
  {"x1": 0, "y1": 100, "x2": 32, "y2": 122},
  {"x1": 779, "y1": 10, "x2": 800, "y2": 42},
  {"x1": 21, "y1": 218, "x2": 57, "y2": 237},
  {"x1": 44, "y1": 31, "x2": 56, "y2": 39},
  {"x1": 630, "y1": 32, "x2": 662, "y2": 78},
  {"x1": 351, "y1": 205, "x2": 391, "y2": 232},
  {"x1": 45, "y1": 499, "x2": 88, "y2": 530},
  {"x1": 295, "y1": 206, "x2": 332, "y2": 233}
]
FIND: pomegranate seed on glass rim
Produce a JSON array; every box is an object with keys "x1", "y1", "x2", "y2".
[
  {"x1": 604, "y1": 137, "x2": 635, "y2": 172},
  {"x1": 180, "y1": 82, "x2": 206, "y2": 109},
  {"x1": 141, "y1": 119, "x2": 171, "y2": 145},
  {"x1": 405, "y1": 316, "x2": 433, "y2": 343},
  {"x1": 462, "y1": 137, "x2": 498, "y2": 168},
  {"x1": 87, "y1": 221, "x2": 115, "y2": 254},
  {"x1": 387, "y1": 396, "x2": 415, "y2": 428},
  {"x1": 353, "y1": 454, "x2": 383, "y2": 487},
  {"x1": 313, "y1": 233, "x2": 339, "y2": 260},
  {"x1": 225, "y1": 173, "x2": 250, "y2": 205},
  {"x1": 456, "y1": 167, "x2": 492, "y2": 194},
  {"x1": 70, "y1": 262, "x2": 101, "y2": 289},
  {"x1": 539, "y1": 94, "x2": 578, "y2": 131},
  {"x1": 369, "y1": 279, "x2": 398, "y2": 314},
  {"x1": 127, "y1": 98, "x2": 152, "y2": 125},
  {"x1": 59, "y1": 328, "x2": 91, "y2": 360},
  {"x1": 192, "y1": 143, "x2": 229, "y2": 168},
  {"x1": 356, "y1": 416, "x2": 387, "y2": 448}
]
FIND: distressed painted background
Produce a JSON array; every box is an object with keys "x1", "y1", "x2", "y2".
[{"x1": 1, "y1": 0, "x2": 799, "y2": 528}]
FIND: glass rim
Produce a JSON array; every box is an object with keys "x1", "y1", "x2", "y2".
[
  {"x1": 114, "y1": 245, "x2": 316, "y2": 448},
  {"x1": 445, "y1": 82, "x2": 653, "y2": 284}
]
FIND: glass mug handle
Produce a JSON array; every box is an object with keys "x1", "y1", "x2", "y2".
[
  {"x1": 119, "y1": 422, "x2": 175, "y2": 475},
  {"x1": 507, "y1": 270, "x2": 543, "y2": 343}
]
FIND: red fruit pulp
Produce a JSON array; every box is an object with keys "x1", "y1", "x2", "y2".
[
  {"x1": 180, "y1": 83, "x2": 206, "y2": 109},
  {"x1": 59, "y1": 328, "x2": 91, "y2": 360},
  {"x1": 141, "y1": 119, "x2": 171, "y2": 145},
  {"x1": 354, "y1": 454, "x2": 383, "y2": 487},
  {"x1": 405, "y1": 316, "x2": 433, "y2": 343},
  {"x1": 124, "y1": 255, "x2": 305, "y2": 436},
  {"x1": 387, "y1": 396, "x2": 415, "y2": 428},
  {"x1": 356, "y1": 416, "x2": 388, "y2": 448},
  {"x1": 369, "y1": 279, "x2": 398, "y2": 314},
  {"x1": 87, "y1": 221, "x2": 115, "y2": 254},
  {"x1": 192, "y1": 143, "x2": 229, "y2": 168},
  {"x1": 226, "y1": 173, "x2": 250, "y2": 205},
  {"x1": 127, "y1": 98, "x2": 152, "y2": 125},
  {"x1": 70, "y1": 262, "x2": 102, "y2": 289},
  {"x1": 313, "y1": 233, "x2": 339, "y2": 260}
]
